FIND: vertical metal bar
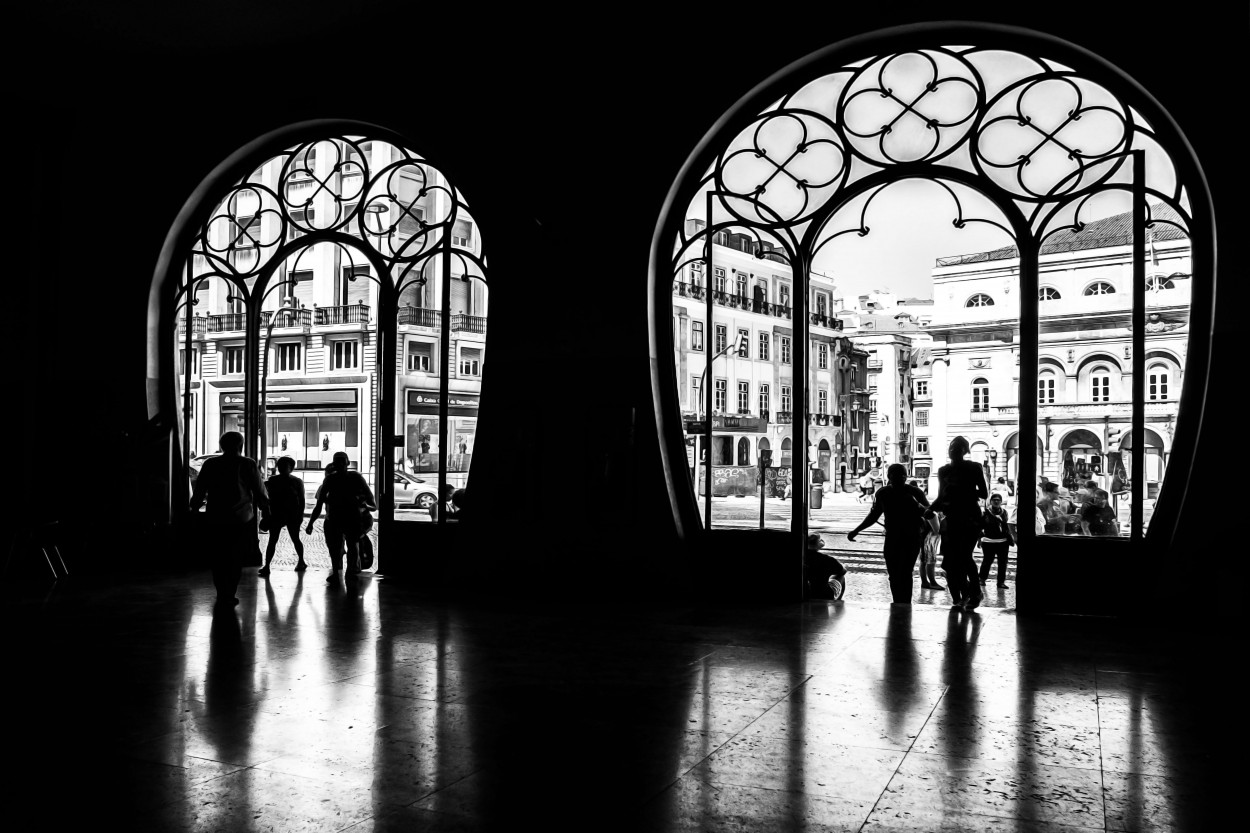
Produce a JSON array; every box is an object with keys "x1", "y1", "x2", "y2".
[
  {"x1": 793, "y1": 251, "x2": 809, "y2": 596},
  {"x1": 438, "y1": 230, "x2": 452, "y2": 523},
  {"x1": 244, "y1": 283, "x2": 260, "y2": 462},
  {"x1": 1131, "y1": 150, "x2": 1146, "y2": 540},
  {"x1": 182, "y1": 262, "x2": 193, "y2": 478},
  {"x1": 378, "y1": 263, "x2": 396, "y2": 540},
  {"x1": 704, "y1": 191, "x2": 714, "y2": 531},
  {"x1": 1017, "y1": 231, "x2": 1040, "y2": 555}
]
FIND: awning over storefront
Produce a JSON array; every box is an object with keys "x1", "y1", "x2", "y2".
[{"x1": 407, "y1": 391, "x2": 480, "y2": 417}]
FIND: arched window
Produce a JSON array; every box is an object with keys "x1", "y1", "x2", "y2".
[
  {"x1": 1038, "y1": 371, "x2": 1057, "y2": 404},
  {"x1": 651, "y1": 23, "x2": 1211, "y2": 557},
  {"x1": 1090, "y1": 366, "x2": 1112, "y2": 402},
  {"x1": 1084, "y1": 281, "x2": 1116, "y2": 296},
  {"x1": 1146, "y1": 276, "x2": 1176, "y2": 291},
  {"x1": 165, "y1": 125, "x2": 489, "y2": 550},
  {"x1": 1148, "y1": 363, "x2": 1171, "y2": 401},
  {"x1": 971, "y1": 378, "x2": 990, "y2": 413},
  {"x1": 737, "y1": 437, "x2": 751, "y2": 466}
]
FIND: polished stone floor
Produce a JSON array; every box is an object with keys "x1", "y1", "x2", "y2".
[{"x1": 6, "y1": 568, "x2": 1230, "y2": 831}]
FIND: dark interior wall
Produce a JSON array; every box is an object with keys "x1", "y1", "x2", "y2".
[{"x1": 12, "y1": 4, "x2": 1245, "y2": 609}]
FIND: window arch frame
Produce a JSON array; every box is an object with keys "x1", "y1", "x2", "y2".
[
  {"x1": 1083, "y1": 281, "x2": 1117, "y2": 296},
  {"x1": 150, "y1": 119, "x2": 491, "y2": 530},
  {"x1": 1039, "y1": 286, "x2": 1062, "y2": 301},
  {"x1": 966, "y1": 293, "x2": 996, "y2": 308},
  {"x1": 971, "y1": 376, "x2": 991, "y2": 413},
  {"x1": 648, "y1": 22, "x2": 1216, "y2": 569}
]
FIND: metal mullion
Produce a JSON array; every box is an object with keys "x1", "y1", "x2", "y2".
[
  {"x1": 703, "y1": 191, "x2": 714, "y2": 531},
  {"x1": 793, "y1": 251, "x2": 810, "y2": 596},
  {"x1": 1131, "y1": 151, "x2": 1146, "y2": 540},
  {"x1": 1018, "y1": 234, "x2": 1040, "y2": 554},
  {"x1": 182, "y1": 261, "x2": 194, "y2": 476},
  {"x1": 438, "y1": 238, "x2": 452, "y2": 523},
  {"x1": 244, "y1": 284, "x2": 261, "y2": 462},
  {"x1": 377, "y1": 268, "x2": 396, "y2": 537}
]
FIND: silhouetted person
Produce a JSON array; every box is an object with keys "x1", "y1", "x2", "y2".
[
  {"x1": 847, "y1": 463, "x2": 930, "y2": 604},
  {"x1": 306, "y1": 452, "x2": 374, "y2": 584},
  {"x1": 977, "y1": 492, "x2": 1014, "y2": 588},
  {"x1": 805, "y1": 533, "x2": 847, "y2": 600},
  {"x1": 189, "y1": 431, "x2": 269, "y2": 607},
  {"x1": 430, "y1": 483, "x2": 457, "y2": 522},
  {"x1": 450, "y1": 488, "x2": 469, "y2": 522},
  {"x1": 258, "y1": 456, "x2": 306, "y2": 577},
  {"x1": 920, "y1": 509, "x2": 944, "y2": 589},
  {"x1": 932, "y1": 436, "x2": 988, "y2": 610}
]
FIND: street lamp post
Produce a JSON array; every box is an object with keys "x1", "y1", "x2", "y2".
[{"x1": 696, "y1": 333, "x2": 746, "y2": 504}]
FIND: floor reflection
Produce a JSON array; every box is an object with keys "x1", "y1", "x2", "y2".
[{"x1": 5, "y1": 571, "x2": 1230, "y2": 831}]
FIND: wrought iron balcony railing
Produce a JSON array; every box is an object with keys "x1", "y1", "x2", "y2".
[
  {"x1": 261, "y1": 308, "x2": 312, "y2": 330},
  {"x1": 316, "y1": 305, "x2": 370, "y2": 325},
  {"x1": 995, "y1": 401, "x2": 1179, "y2": 417},
  {"x1": 398, "y1": 307, "x2": 441, "y2": 327},
  {"x1": 450, "y1": 314, "x2": 487, "y2": 333},
  {"x1": 207, "y1": 313, "x2": 246, "y2": 332},
  {"x1": 178, "y1": 317, "x2": 207, "y2": 337}
]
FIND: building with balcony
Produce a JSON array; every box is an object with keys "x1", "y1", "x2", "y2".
[
  {"x1": 175, "y1": 139, "x2": 486, "y2": 485},
  {"x1": 671, "y1": 222, "x2": 862, "y2": 492},
  {"x1": 924, "y1": 204, "x2": 1189, "y2": 501}
]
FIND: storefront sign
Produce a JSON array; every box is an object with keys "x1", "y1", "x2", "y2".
[
  {"x1": 684, "y1": 416, "x2": 767, "y2": 433},
  {"x1": 407, "y1": 391, "x2": 480, "y2": 416},
  {"x1": 221, "y1": 389, "x2": 357, "y2": 411}
]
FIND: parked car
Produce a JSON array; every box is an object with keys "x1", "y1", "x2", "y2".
[{"x1": 394, "y1": 471, "x2": 438, "y2": 509}]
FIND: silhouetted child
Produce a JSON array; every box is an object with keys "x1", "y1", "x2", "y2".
[
  {"x1": 920, "y1": 509, "x2": 944, "y2": 589},
  {"x1": 847, "y1": 463, "x2": 930, "y2": 604},
  {"x1": 805, "y1": 533, "x2": 847, "y2": 600},
  {"x1": 258, "y1": 456, "x2": 306, "y2": 576}
]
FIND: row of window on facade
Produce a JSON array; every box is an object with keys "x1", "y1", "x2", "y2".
[
  {"x1": 180, "y1": 341, "x2": 483, "y2": 377},
  {"x1": 964, "y1": 277, "x2": 1183, "y2": 308},
  {"x1": 897, "y1": 364, "x2": 1176, "y2": 418},
  {"x1": 685, "y1": 322, "x2": 851, "y2": 369},
  {"x1": 692, "y1": 378, "x2": 863, "y2": 423}
]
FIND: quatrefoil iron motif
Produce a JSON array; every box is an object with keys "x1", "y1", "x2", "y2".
[
  {"x1": 840, "y1": 51, "x2": 980, "y2": 164},
  {"x1": 976, "y1": 75, "x2": 1129, "y2": 200},
  {"x1": 719, "y1": 110, "x2": 845, "y2": 226}
]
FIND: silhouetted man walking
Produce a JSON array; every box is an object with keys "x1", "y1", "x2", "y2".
[{"x1": 190, "y1": 431, "x2": 268, "y2": 607}]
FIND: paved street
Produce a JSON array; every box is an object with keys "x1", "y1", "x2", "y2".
[{"x1": 257, "y1": 491, "x2": 1015, "y2": 608}]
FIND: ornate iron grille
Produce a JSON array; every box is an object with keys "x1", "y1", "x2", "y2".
[
  {"x1": 173, "y1": 132, "x2": 488, "y2": 522},
  {"x1": 660, "y1": 34, "x2": 1202, "y2": 546}
]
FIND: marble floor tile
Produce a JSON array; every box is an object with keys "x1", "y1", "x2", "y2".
[
  {"x1": 876, "y1": 751, "x2": 1104, "y2": 828},
  {"x1": 5, "y1": 570, "x2": 1235, "y2": 832},
  {"x1": 635, "y1": 775, "x2": 878, "y2": 832}
]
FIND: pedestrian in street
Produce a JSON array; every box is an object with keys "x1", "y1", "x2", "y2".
[
  {"x1": 978, "y1": 493, "x2": 1014, "y2": 589},
  {"x1": 920, "y1": 509, "x2": 944, "y2": 589},
  {"x1": 189, "y1": 431, "x2": 269, "y2": 608},
  {"x1": 932, "y1": 435, "x2": 988, "y2": 611},
  {"x1": 258, "y1": 456, "x2": 307, "y2": 577},
  {"x1": 805, "y1": 533, "x2": 847, "y2": 601},
  {"x1": 1080, "y1": 488, "x2": 1119, "y2": 536},
  {"x1": 429, "y1": 483, "x2": 457, "y2": 522},
  {"x1": 1038, "y1": 481, "x2": 1067, "y2": 535},
  {"x1": 856, "y1": 472, "x2": 874, "y2": 503},
  {"x1": 306, "y1": 452, "x2": 374, "y2": 584},
  {"x1": 847, "y1": 463, "x2": 930, "y2": 604}
]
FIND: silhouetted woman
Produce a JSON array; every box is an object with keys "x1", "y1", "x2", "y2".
[{"x1": 932, "y1": 436, "x2": 988, "y2": 610}]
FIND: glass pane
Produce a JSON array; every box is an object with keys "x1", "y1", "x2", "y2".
[
  {"x1": 807, "y1": 178, "x2": 1020, "y2": 604},
  {"x1": 675, "y1": 215, "x2": 795, "y2": 531}
]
